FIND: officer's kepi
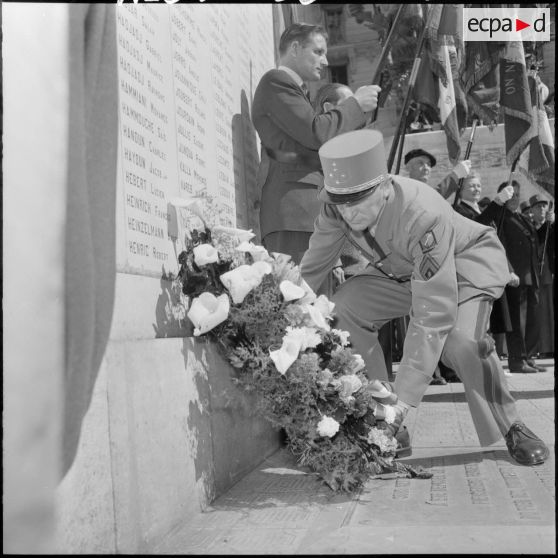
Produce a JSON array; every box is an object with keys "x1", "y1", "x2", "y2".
[{"x1": 318, "y1": 129, "x2": 389, "y2": 205}]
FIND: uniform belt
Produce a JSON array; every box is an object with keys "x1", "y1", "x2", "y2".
[{"x1": 265, "y1": 147, "x2": 316, "y2": 166}]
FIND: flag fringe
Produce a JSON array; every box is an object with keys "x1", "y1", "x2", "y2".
[{"x1": 461, "y1": 51, "x2": 502, "y2": 92}]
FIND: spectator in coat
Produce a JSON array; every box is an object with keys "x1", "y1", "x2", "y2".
[
  {"x1": 404, "y1": 148, "x2": 472, "y2": 202},
  {"x1": 492, "y1": 181, "x2": 541, "y2": 373},
  {"x1": 530, "y1": 194, "x2": 554, "y2": 358}
]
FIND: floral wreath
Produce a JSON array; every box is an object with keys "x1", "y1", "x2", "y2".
[{"x1": 170, "y1": 196, "x2": 431, "y2": 492}]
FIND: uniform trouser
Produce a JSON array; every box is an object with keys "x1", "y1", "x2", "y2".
[
  {"x1": 504, "y1": 284, "x2": 540, "y2": 361},
  {"x1": 332, "y1": 274, "x2": 521, "y2": 446}
]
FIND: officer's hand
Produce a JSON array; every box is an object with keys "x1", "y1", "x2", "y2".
[
  {"x1": 353, "y1": 85, "x2": 381, "y2": 113},
  {"x1": 452, "y1": 160, "x2": 472, "y2": 180},
  {"x1": 495, "y1": 185, "x2": 514, "y2": 205},
  {"x1": 508, "y1": 272, "x2": 520, "y2": 287},
  {"x1": 333, "y1": 266, "x2": 345, "y2": 286},
  {"x1": 546, "y1": 211, "x2": 555, "y2": 224}
]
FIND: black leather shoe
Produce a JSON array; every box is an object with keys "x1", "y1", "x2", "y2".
[
  {"x1": 508, "y1": 360, "x2": 538, "y2": 373},
  {"x1": 526, "y1": 359, "x2": 546, "y2": 372},
  {"x1": 505, "y1": 422, "x2": 549, "y2": 465},
  {"x1": 395, "y1": 426, "x2": 412, "y2": 458}
]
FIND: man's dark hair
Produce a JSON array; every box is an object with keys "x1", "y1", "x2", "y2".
[
  {"x1": 278, "y1": 23, "x2": 328, "y2": 55},
  {"x1": 498, "y1": 180, "x2": 520, "y2": 192}
]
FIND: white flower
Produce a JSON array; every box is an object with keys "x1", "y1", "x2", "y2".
[
  {"x1": 193, "y1": 244, "x2": 219, "y2": 266},
  {"x1": 187, "y1": 292, "x2": 230, "y2": 336},
  {"x1": 338, "y1": 374, "x2": 363, "y2": 397},
  {"x1": 220, "y1": 262, "x2": 271, "y2": 304},
  {"x1": 299, "y1": 279, "x2": 317, "y2": 304},
  {"x1": 317, "y1": 416, "x2": 340, "y2": 438},
  {"x1": 169, "y1": 197, "x2": 206, "y2": 220},
  {"x1": 269, "y1": 336, "x2": 302, "y2": 374},
  {"x1": 350, "y1": 354, "x2": 365, "y2": 373},
  {"x1": 235, "y1": 241, "x2": 270, "y2": 262},
  {"x1": 302, "y1": 303, "x2": 330, "y2": 331},
  {"x1": 280, "y1": 280, "x2": 306, "y2": 302},
  {"x1": 212, "y1": 225, "x2": 255, "y2": 243},
  {"x1": 383, "y1": 405, "x2": 397, "y2": 425},
  {"x1": 313, "y1": 294, "x2": 335, "y2": 319},
  {"x1": 367, "y1": 427, "x2": 398, "y2": 454},
  {"x1": 332, "y1": 328, "x2": 351, "y2": 346},
  {"x1": 251, "y1": 260, "x2": 273, "y2": 278},
  {"x1": 317, "y1": 368, "x2": 334, "y2": 387},
  {"x1": 285, "y1": 326, "x2": 321, "y2": 351}
]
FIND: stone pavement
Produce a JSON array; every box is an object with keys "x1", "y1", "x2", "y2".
[{"x1": 152, "y1": 359, "x2": 555, "y2": 555}]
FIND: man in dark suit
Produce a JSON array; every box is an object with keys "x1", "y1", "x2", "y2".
[
  {"x1": 530, "y1": 194, "x2": 554, "y2": 359},
  {"x1": 252, "y1": 23, "x2": 380, "y2": 269},
  {"x1": 495, "y1": 181, "x2": 541, "y2": 373}
]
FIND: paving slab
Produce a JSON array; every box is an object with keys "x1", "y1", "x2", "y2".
[{"x1": 152, "y1": 360, "x2": 555, "y2": 555}]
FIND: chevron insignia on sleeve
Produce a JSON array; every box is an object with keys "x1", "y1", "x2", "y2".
[
  {"x1": 418, "y1": 253, "x2": 440, "y2": 279},
  {"x1": 419, "y1": 230, "x2": 437, "y2": 253}
]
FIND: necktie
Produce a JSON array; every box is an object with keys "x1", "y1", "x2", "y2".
[{"x1": 301, "y1": 83, "x2": 310, "y2": 102}]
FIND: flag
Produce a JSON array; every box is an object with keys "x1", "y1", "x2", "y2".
[
  {"x1": 500, "y1": 40, "x2": 536, "y2": 166},
  {"x1": 460, "y1": 41, "x2": 504, "y2": 127},
  {"x1": 436, "y1": 41, "x2": 463, "y2": 164},
  {"x1": 459, "y1": 4, "x2": 505, "y2": 127},
  {"x1": 517, "y1": 72, "x2": 555, "y2": 195},
  {"x1": 414, "y1": 4, "x2": 466, "y2": 163}
]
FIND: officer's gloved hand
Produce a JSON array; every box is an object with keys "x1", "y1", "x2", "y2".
[
  {"x1": 495, "y1": 185, "x2": 514, "y2": 205},
  {"x1": 452, "y1": 159, "x2": 472, "y2": 180}
]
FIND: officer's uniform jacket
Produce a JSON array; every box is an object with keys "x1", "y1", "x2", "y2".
[{"x1": 301, "y1": 175, "x2": 510, "y2": 384}]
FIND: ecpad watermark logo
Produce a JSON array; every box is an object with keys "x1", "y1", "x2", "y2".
[{"x1": 463, "y1": 7, "x2": 550, "y2": 42}]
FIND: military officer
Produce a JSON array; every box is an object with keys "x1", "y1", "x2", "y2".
[{"x1": 300, "y1": 129, "x2": 549, "y2": 466}]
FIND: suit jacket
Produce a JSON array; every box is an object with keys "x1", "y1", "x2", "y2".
[
  {"x1": 251, "y1": 69, "x2": 367, "y2": 238},
  {"x1": 455, "y1": 200, "x2": 482, "y2": 221},
  {"x1": 301, "y1": 176, "x2": 510, "y2": 384},
  {"x1": 492, "y1": 208, "x2": 540, "y2": 287}
]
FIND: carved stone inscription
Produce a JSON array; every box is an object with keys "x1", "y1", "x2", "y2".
[{"x1": 115, "y1": 4, "x2": 274, "y2": 276}]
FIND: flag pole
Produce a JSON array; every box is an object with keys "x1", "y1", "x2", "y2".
[
  {"x1": 369, "y1": 4, "x2": 407, "y2": 123},
  {"x1": 387, "y1": 7, "x2": 433, "y2": 172},
  {"x1": 452, "y1": 117, "x2": 479, "y2": 209},
  {"x1": 394, "y1": 110, "x2": 410, "y2": 174}
]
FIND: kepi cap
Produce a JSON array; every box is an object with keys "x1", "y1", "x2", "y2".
[
  {"x1": 318, "y1": 129, "x2": 389, "y2": 205},
  {"x1": 404, "y1": 148, "x2": 436, "y2": 168},
  {"x1": 528, "y1": 194, "x2": 549, "y2": 208}
]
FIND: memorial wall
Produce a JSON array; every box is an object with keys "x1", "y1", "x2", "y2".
[{"x1": 115, "y1": 3, "x2": 275, "y2": 278}]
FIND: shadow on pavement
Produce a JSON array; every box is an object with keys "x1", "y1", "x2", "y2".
[{"x1": 422, "y1": 389, "x2": 554, "y2": 403}]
